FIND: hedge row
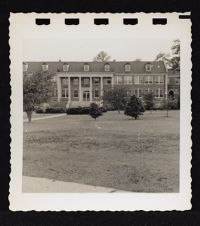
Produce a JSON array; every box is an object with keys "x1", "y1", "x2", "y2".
[{"x1": 66, "y1": 107, "x2": 107, "y2": 115}]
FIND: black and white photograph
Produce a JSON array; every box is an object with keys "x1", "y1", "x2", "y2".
[{"x1": 9, "y1": 13, "x2": 191, "y2": 211}]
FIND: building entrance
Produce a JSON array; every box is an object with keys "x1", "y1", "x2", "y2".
[{"x1": 83, "y1": 90, "x2": 90, "y2": 102}]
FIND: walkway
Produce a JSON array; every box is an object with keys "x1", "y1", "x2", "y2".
[
  {"x1": 22, "y1": 176, "x2": 127, "y2": 193},
  {"x1": 23, "y1": 114, "x2": 66, "y2": 122}
]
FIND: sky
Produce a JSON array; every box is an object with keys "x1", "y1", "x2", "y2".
[{"x1": 23, "y1": 38, "x2": 174, "y2": 62}]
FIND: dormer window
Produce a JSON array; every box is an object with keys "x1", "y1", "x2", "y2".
[
  {"x1": 84, "y1": 64, "x2": 89, "y2": 72},
  {"x1": 42, "y1": 63, "x2": 48, "y2": 71},
  {"x1": 63, "y1": 63, "x2": 69, "y2": 72},
  {"x1": 23, "y1": 62, "x2": 28, "y2": 72},
  {"x1": 125, "y1": 63, "x2": 131, "y2": 72},
  {"x1": 145, "y1": 63, "x2": 153, "y2": 72},
  {"x1": 104, "y1": 64, "x2": 110, "y2": 72}
]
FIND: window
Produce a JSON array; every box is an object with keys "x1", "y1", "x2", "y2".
[
  {"x1": 114, "y1": 76, "x2": 122, "y2": 85},
  {"x1": 105, "y1": 77, "x2": 112, "y2": 85},
  {"x1": 138, "y1": 89, "x2": 142, "y2": 97},
  {"x1": 175, "y1": 78, "x2": 180, "y2": 84},
  {"x1": 73, "y1": 78, "x2": 79, "y2": 85},
  {"x1": 125, "y1": 64, "x2": 131, "y2": 72},
  {"x1": 124, "y1": 76, "x2": 132, "y2": 85},
  {"x1": 144, "y1": 75, "x2": 153, "y2": 84},
  {"x1": 155, "y1": 88, "x2": 164, "y2": 98},
  {"x1": 155, "y1": 76, "x2": 159, "y2": 84},
  {"x1": 94, "y1": 78, "x2": 100, "y2": 84},
  {"x1": 23, "y1": 63, "x2": 28, "y2": 72},
  {"x1": 160, "y1": 76, "x2": 164, "y2": 84},
  {"x1": 73, "y1": 88, "x2": 79, "y2": 98},
  {"x1": 63, "y1": 64, "x2": 69, "y2": 72},
  {"x1": 104, "y1": 64, "x2": 110, "y2": 72},
  {"x1": 155, "y1": 88, "x2": 159, "y2": 98},
  {"x1": 94, "y1": 86, "x2": 99, "y2": 98},
  {"x1": 42, "y1": 63, "x2": 48, "y2": 71},
  {"x1": 139, "y1": 76, "x2": 143, "y2": 84},
  {"x1": 62, "y1": 88, "x2": 68, "y2": 98},
  {"x1": 83, "y1": 78, "x2": 89, "y2": 85},
  {"x1": 160, "y1": 89, "x2": 164, "y2": 97},
  {"x1": 134, "y1": 75, "x2": 139, "y2": 84},
  {"x1": 84, "y1": 64, "x2": 89, "y2": 71},
  {"x1": 62, "y1": 78, "x2": 68, "y2": 86},
  {"x1": 145, "y1": 63, "x2": 152, "y2": 72}
]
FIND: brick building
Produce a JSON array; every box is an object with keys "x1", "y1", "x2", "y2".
[{"x1": 23, "y1": 60, "x2": 171, "y2": 108}]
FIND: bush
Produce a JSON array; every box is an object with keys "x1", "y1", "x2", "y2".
[
  {"x1": 124, "y1": 95, "x2": 145, "y2": 119},
  {"x1": 46, "y1": 107, "x2": 66, "y2": 113},
  {"x1": 89, "y1": 103, "x2": 103, "y2": 120},
  {"x1": 35, "y1": 107, "x2": 65, "y2": 113},
  {"x1": 66, "y1": 107, "x2": 90, "y2": 115}
]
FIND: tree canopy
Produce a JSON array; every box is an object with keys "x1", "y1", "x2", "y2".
[
  {"x1": 124, "y1": 95, "x2": 145, "y2": 119},
  {"x1": 23, "y1": 71, "x2": 54, "y2": 122},
  {"x1": 93, "y1": 51, "x2": 111, "y2": 62},
  {"x1": 103, "y1": 87, "x2": 127, "y2": 113},
  {"x1": 155, "y1": 39, "x2": 180, "y2": 70}
]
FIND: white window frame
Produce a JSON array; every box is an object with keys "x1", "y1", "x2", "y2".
[
  {"x1": 94, "y1": 86, "x2": 99, "y2": 98},
  {"x1": 63, "y1": 64, "x2": 69, "y2": 72},
  {"x1": 124, "y1": 76, "x2": 132, "y2": 85},
  {"x1": 73, "y1": 78, "x2": 79, "y2": 85},
  {"x1": 155, "y1": 75, "x2": 164, "y2": 84},
  {"x1": 104, "y1": 64, "x2": 110, "y2": 72},
  {"x1": 84, "y1": 64, "x2": 89, "y2": 72},
  {"x1": 125, "y1": 64, "x2": 131, "y2": 72},
  {"x1": 145, "y1": 64, "x2": 152, "y2": 72},
  {"x1": 134, "y1": 75, "x2": 139, "y2": 84},
  {"x1": 42, "y1": 63, "x2": 48, "y2": 71},
  {"x1": 114, "y1": 76, "x2": 122, "y2": 85}
]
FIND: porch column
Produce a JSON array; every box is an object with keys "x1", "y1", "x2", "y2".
[
  {"x1": 57, "y1": 76, "x2": 61, "y2": 102},
  {"x1": 90, "y1": 77, "x2": 92, "y2": 102},
  {"x1": 68, "y1": 76, "x2": 71, "y2": 103},
  {"x1": 100, "y1": 77, "x2": 103, "y2": 97},
  {"x1": 111, "y1": 76, "x2": 114, "y2": 88},
  {"x1": 79, "y1": 77, "x2": 82, "y2": 101}
]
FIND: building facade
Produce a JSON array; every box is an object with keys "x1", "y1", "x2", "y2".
[{"x1": 23, "y1": 61, "x2": 171, "y2": 108}]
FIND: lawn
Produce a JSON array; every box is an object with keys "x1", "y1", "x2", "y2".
[{"x1": 23, "y1": 110, "x2": 180, "y2": 192}]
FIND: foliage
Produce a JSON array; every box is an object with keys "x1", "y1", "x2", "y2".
[
  {"x1": 142, "y1": 92, "x2": 155, "y2": 110},
  {"x1": 23, "y1": 71, "x2": 54, "y2": 122},
  {"x1": 162, "y1": 97, "x2": 178, "y2": 110},
  {"x1": 155, "y1": 39, "x2": 180, "y2": 70},
  {"x1": 89, "y1": 103, "x2": 103, "y2": 120},
  {"x1": 124, "y1": 95, "x2": 145, "y2": 119},
  {"x1": 103, "y1": 87, "x2": 127, "y2": 113},
  {"x1": 93, "y1": 51, "x2": 111, "y2": 62},
  {"x1": 67, "y1": 107, "x2": 90, "y2": 115}
]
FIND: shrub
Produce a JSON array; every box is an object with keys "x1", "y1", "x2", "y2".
[
  {"x1": 124, "y1": 95, "x2": 145, "y2": 119},
  {"x1": 66, "y1": 107, "x2": 90, "y2": 115},
  {"x1": 89, "y1": 103, "x2": 103, "y2": 120}
]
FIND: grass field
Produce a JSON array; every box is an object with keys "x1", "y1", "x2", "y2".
[{"x1": 23, "y1": 110, "x2": 180, "y2": 192}]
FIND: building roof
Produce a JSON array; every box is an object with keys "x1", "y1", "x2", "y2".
[{"x1": 24, "y1": 61, "x2": 167, "y2": 74}]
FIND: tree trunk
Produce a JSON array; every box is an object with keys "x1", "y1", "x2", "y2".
[
  {"x1": 26, "y1": 111, "x2": 32, "y2": 123},
  {"x1": 118, "y1": 107, "x2": 120, "y2": 114}
]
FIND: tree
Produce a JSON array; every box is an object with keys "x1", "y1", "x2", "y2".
[
  {"x1": 155, "y1": 39, "x2": 180, "y2": 70},
  {"x1": 142, "y1": 92, "x2": 155, "y2": 111},
  {"x1": 124, "y1": 95, "x2": 145, "y2": 119},
  {"x1": 103, "y1": 87, "x2": 127, "y2": 114},
  {"x1": 93, "y1": 51, "x2": 111, "y2": 62},
  {"x1": 162, "y1": 96, "x2": 178, "y2": 117},
  {"x1": 89, "y1": 103, "x2": 103, "y2": 120},
  {"x1": 23, "y1": 71, "x2": 54, "y2": 122}
]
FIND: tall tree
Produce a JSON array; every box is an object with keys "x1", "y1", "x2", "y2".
[
  {"x1": 155, "y1": 39, "x2": 180, "y2": 70},
  {"x1": 143, "y1": 92, "x2": 155, "y2": 111},
  {"x1": 89, "y1": 103, "x2": 103, "y2": 120},
  {"x1": 94, "y1": 51, "x2": 111, "y2": 62},
  {"x1": 124, "y1": 95, "x2": 145, "y2": 119},
  {"x1": 103, "y1": 87, "x2": 127, "y2": 114},
  {"x1": 23, "y1": 71, "x2": 54, "y2": 122}
]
